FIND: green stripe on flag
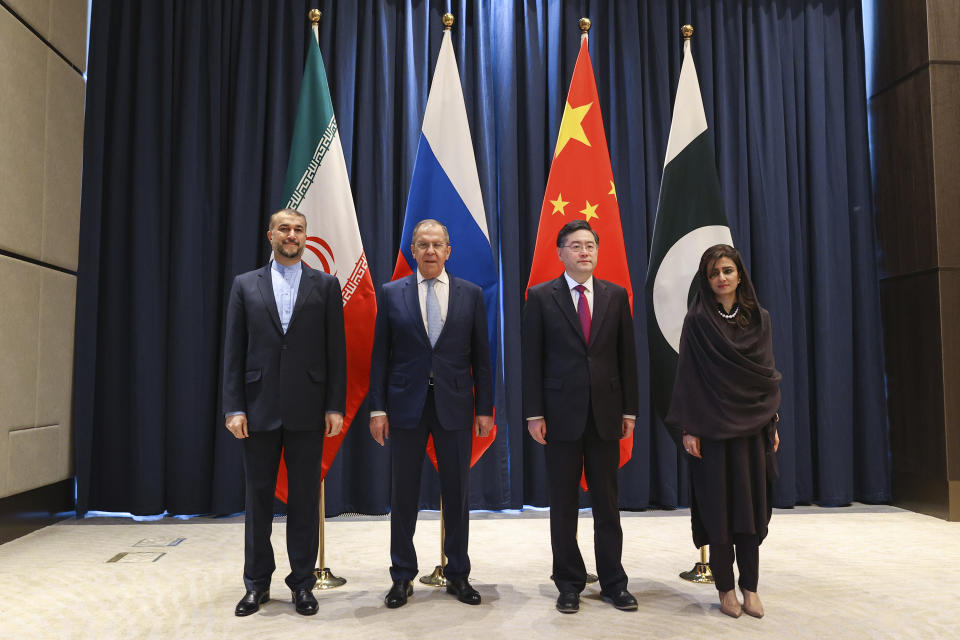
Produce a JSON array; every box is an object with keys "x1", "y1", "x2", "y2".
[
  {"x1": 282, "y1": 33, "x2": 337, "y2": 206},
  {"x1": 286, "y1": 118, "x2": 338, "y2": 210}
]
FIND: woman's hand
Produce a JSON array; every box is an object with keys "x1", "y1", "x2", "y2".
[
  {"x1": 682, "y1": 433, "x2": 702, "y2": 459},
  {"x1": 773, "y1": 428, "x2": 780, "y2": 452}
]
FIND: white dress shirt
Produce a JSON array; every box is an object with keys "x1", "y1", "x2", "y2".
[{"x1": 564, "y1": 271, "x2": 593, "y2": 316}]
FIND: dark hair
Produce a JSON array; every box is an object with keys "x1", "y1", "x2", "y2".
[
  {"x1": 698, "y1": 244, "x2": 757, "y2": 328},
  {"x1": 556, "y1": 220, "x2": 599, "y2": 247},
  {"x1": 268, "y1": 208, "x2": 307, "y2": 231}
]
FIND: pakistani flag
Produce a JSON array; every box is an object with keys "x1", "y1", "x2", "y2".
[
  {"x1": 645, "y1": 34, "x2": 733, "y2": 424},
  {"x1": 274, "y1": 21, "x2": 378, "y2": 501}
]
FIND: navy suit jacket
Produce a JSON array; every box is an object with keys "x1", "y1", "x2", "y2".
[
  {"x1": 222, "y1": 263, "x2": 347, "y2": 432},
  {"x1": 521, "y1": 275, "x2": 639, "y2": 441},
  {"x1": 368, "y1": 273, "x2": 493, "y2": 430}
]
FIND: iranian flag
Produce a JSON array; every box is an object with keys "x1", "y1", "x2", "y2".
[
  {"x1": 275, "y1": 20, "x2": 377, "y2": 500},
  {"x1": 526, "y1": 28, "x2": 633, "y2": 488},
  {"x1": 645, "y1": 31, "x2": 732, "y2": 423}
]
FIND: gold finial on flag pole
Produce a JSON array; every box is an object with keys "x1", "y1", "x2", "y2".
[
  {"x1": 308, "y1": 9, "x2": 322, "y2": 41},
  {"x1": 443, "y1": 13, "x2": 454, "y2": 31},
  {"x1": 579, "y1": 17, "x2": 591, "y2": 33},
  {"x1": 682, "y1": 24, "x2": 694, "y2": 40}
]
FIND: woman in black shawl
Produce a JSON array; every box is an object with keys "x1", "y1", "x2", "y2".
[{"x1": 666, "y1": 244, "x2": 781, "y2": 619}]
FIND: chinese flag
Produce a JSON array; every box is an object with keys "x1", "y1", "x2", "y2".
[{"x1": 526, "y1": 32, "x2": 634, "y2": 489}]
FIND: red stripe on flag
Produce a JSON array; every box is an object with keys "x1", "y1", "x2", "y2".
[{"x1": 275, "y1": 263, "x2": 377, "y2": 503}]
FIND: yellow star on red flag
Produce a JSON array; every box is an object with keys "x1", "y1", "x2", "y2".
[
  {"x1": 609, "y1": 180, "x2": 616, "y2": 198},
  {"x1": 550, "y1": 193, "x2": 569, "y2": 215},
  {"x1": 554, "y1": 101, "x2": 592, "y2": 158},
  {"x1": 580, "y1": 200, "x2": 599, "y2": 222}
]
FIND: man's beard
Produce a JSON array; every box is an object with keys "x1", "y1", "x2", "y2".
[{"x1": 277, "y1": 242, "x2": 302, "y2": 259}]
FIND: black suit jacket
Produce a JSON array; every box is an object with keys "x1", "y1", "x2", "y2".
[
  {"x1": 222, "y1": 263, "x2": 347, "y2": 432},
  {"x1": 368, "y1": 273, "x2": 493, "y2": 430},
  {"x1": 522, "y1": 275, "x2": 639, "y2": 441}
]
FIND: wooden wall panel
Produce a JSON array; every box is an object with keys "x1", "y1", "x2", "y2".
[{"x1": 870, "y1": 69, "x2": 937, "y2": 276}]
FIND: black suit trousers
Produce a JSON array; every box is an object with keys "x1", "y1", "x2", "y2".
[
  {"x1": 389, "y1": 388, "x2": 472, "y2": 582},
  {"x1": 545, "y1": 416, "x2": 627, "y2": 595},
  {"x1": 242, "y1": 427, "x2": 324, "y2": 592}
]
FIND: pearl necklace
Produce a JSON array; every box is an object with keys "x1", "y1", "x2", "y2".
[{"x1": 717, "y1": 303, "x2": 739, "y2": 320}]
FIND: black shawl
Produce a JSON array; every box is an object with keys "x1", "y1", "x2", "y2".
[{"x1": 665, "y1": 273, "x2": 781, "y2": 440}]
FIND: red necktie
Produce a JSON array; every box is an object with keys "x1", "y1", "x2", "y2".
[{"x1": 574, "y1": 284, "x2": 591, "y2": 344}]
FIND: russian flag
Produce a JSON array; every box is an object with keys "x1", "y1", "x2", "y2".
[{"x1": 392, "y1": 24, "x2": 498, "y2": 467}]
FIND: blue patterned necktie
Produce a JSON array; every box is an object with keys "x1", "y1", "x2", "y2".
[{"x1": 426, "y1": 278, "x2": 442, "y2": 347}]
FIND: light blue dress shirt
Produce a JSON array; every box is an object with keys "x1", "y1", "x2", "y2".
[{"x1": 271, "y1": 259, "x2": 302, "y2": 334}]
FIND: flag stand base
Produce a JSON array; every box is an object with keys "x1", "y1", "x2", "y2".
[
  {"x1": 313, "y1": 567, "x2": 347, "y2": 590},
  {"x1": 679, "y1": 562, "x2": 714, "y2": 583},
  {"x1": 680, "y1": 546, "x2": 714, "y2": 583},
  {"x1": 419, "y1": 565, "x2": 446, "y2": 587}
]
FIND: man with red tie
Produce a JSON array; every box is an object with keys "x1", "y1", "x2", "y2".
[{"x1": 522, "y1": 220, "x2": 639, "y2": 614}]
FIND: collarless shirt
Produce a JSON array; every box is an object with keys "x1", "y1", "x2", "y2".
[
  {"x1": 417, "y1": 268, "x2": 450, "y2": 332},
  {"x1": 271, "y1": 259, "x2": 303, "y2": 334}
]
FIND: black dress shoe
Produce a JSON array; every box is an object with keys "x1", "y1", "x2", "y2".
[
  {"x1": 556, "y1": 592, "x2": 579, "y2": 613},
  {"x1": 602, "y1": 589, "x2": 638, "y2": 611},
  {"x1": 234, "y1": 589, "x2": 269, "y2": 616},
  {"x1": 385, "y1": 580, "x2": 413, "y2": 608},
  {"x1": 446, "y1": 577, "x2": 481, "y2": 605},
  {"x1": 292, "y1": 588, "x2": 319, "y2": 616}
]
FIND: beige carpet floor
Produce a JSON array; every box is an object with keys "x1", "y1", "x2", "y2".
[{"x1": 0, "y1": 505, "x2": 957, "y2": 639}]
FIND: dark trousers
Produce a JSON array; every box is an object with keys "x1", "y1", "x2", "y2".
[
  {"x1": 545, "y1": 417, "x2": 627, "y2": 595},
  {"x1": 710, "y1": 534, "x2": 760, "y2": 592},
  {"x1": 242, "y1": 427, "x2": 324, "y2": 592},
  {"x1": 389, "y1": 388, "x2": 473, "y2": 582}
]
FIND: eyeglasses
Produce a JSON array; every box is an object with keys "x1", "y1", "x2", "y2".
[
  {"x1": 414, "y1": 242, "x2": 448, "y2": 251},
  {"x1": 562, "y1": 242, "x2": 597, "y2": 253}
]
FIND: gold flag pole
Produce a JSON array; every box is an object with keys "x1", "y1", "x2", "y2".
[
  {"x1": 419, "y1": 497, "x2": 447, "y2": 586},
  {"x1": 550, "y1": 16, "x2": 601, "y2": 589},
  {"x1": 675, "y1": 21, "x2": 713, "y2": 588},
  {"x1": 417, "y1": 10, "x2": 456, "y2": 591},
  {"x1": 303, "y1": 6, "x2": 345, "y2": 592},
  {"x1": 314, "y1": 479, "x2": 347, "y2": 589},
  {"x1": 580, "y1": 15, "x2": 599, "y2": 587}
]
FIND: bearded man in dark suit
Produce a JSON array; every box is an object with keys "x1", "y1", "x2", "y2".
[{"x1": 222, "y1": 208, "x2": 346, "y2": 617}]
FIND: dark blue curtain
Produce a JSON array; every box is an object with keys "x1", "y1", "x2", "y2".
[{"x1": 75, "y1": 0, "x2": 889, "y2": 517}]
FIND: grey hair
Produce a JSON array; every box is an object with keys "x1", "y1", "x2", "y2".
[{"x1": 410, "y1": 219, "x2": 450, "y2": 245}]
